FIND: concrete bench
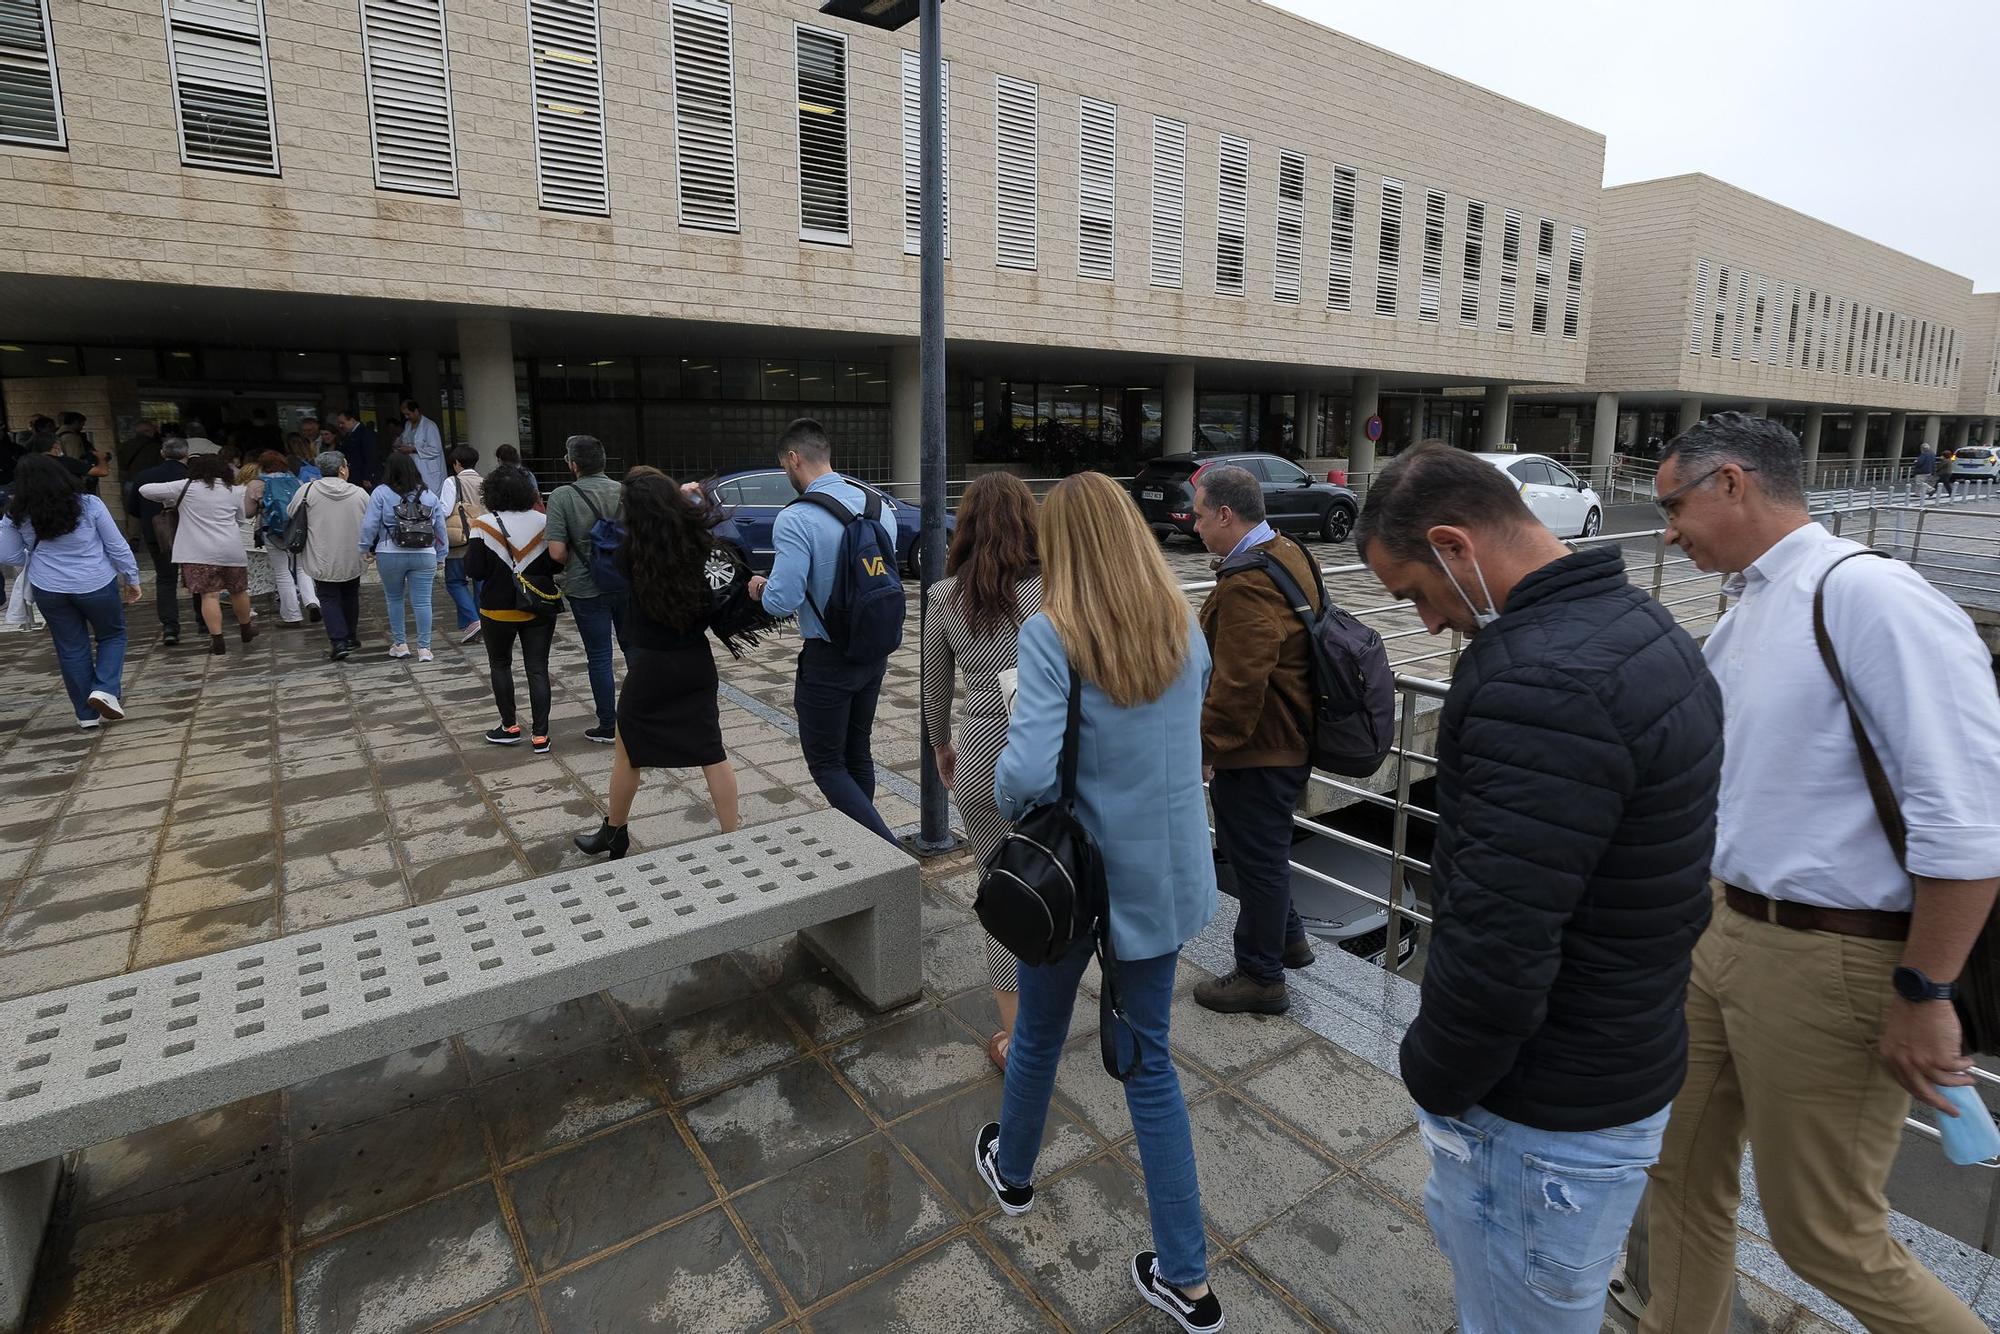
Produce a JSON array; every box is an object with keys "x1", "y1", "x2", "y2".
[{"x1": 0, "y1": 810, "x2": 919, "y2": 1332}]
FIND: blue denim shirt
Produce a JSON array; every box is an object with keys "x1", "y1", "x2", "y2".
[
  {"x1": 0, "y1": 495, "x2": 140, "y2": 593},
  {"x1": 759, "y1": 472, "x2": 898, "y2": 642}
]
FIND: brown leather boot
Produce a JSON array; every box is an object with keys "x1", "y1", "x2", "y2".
[{"x1": 1192, "y1": 970, "x2": 1290, "y2": 1015}]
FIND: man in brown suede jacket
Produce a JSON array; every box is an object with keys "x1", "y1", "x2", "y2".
[{"x1": 1190, "y1": 464, "x2": 1322, "y2": 1015}]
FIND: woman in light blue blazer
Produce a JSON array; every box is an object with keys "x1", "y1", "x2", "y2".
[{"x1": 974, "y1": 472, "x2": 1225, "y2": 1334}]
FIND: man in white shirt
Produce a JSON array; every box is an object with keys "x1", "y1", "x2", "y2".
[
  {"x1": 1641, "y1": 412, "x2": 1998, "y2": 1334},
  {"x1": 401, "y1": 398, "x2": 445, "y2": 497}
]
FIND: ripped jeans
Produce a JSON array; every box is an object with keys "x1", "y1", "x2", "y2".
[{"x1": 1416, "y1": 1102, "x2": 1668, "y2": 1334}]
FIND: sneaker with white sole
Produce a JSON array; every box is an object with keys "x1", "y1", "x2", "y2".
[
  {"x1": 486, "y1": 725, "x2": 523, "y2": 746},
  {"x1": 1131, "y1": 1253, "x2": 1223, "y2": 1333},
  {"x1": 583, "y1": 724, "x2": 616, "y2": 745},
  {"x1": 77, "y1": 716, "x2": 100, "y2": 731},
  {"x1": 974, "y1": 1123, "x2": 1034, "y2": 1216},
  {"x1": 460, "y1": 621, "x2": 483, "y2": 644},
  {"x1": 86, "y1": 691, "x2": 124, "y2": 721},
  {"x1": 417, "y1": 648, "x2": 434, "y2": 663},
  {"x1": 388, "y1": 643, "x2": 411, "y2": 660}
]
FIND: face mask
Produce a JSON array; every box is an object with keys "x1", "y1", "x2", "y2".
[{"x1": 1430, "y1": 545, "x2": 1500, "y2": 630}]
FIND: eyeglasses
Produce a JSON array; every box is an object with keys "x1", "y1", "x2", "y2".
[{"x1": 1655, "y1": 464, "x2": 1756, "y2": 520}]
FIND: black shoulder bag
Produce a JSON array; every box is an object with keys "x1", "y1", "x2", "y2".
[
  {"x1": 973, "y1": 666, "x2": 1139, "y2": 1081},
  {"x1": 1815, "y1": 550, "x2": 2000, "y2": 1056}
]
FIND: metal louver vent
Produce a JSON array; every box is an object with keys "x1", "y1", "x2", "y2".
[
  {"x1": 1376, "y1": 178, "x2": 1404, "y2": 318},
  {"x1": 1530, "y1": 218, "x2": 1554, "y2": 336},
  {"x1": 1689, "y1": 259, "x2": 1711, "y2": 355},
  {"x1": 1729, "y1": 272, "x2": 1746, "y2": 360},
  {"x1": 357, "y1": 0, "x2": 455, "y2": 193},
  {"x1": 900, "y1": 50, "x2": 948, "y2": 256},
  {"x1": 1148, "y1": 117, "x2": 1186, "y2": 289},
  {"x1": 1800, "y1": 292, "x2": 1816, "y2": 368},
  {"x1": 1272, "y1": 149, "x2": 1303, "y2": 304},
  {"x1": 0, "y1": 0, "x2": 64, "y2": 147},
  {"x1": 528, "y1": 0, "x2": 606, "y2": 213},
  {"x1": 993, "y1": 75, "x2": 1037, "y2": 270},
  {"x1": 1496, "y1": 209, "x2": 1520, "y2": 331},
  {"x1": 1076, "y1": 96, "x2": 1115, "y2": 281},
  {"x1": 1561, "y1": 225, "x2": 1585, "y2": 339},
  {"x1": 1786, "y1": 288, "x2": 1801, "y2": 367},
  {"x1": 1417, "y1": 187, "x2": 1445, "y2": 323},
  {"x1": 164, "y1": 0, "x2": 279, "y2": 173},
  {"x1": 1327, "y1": 164, "x2": 1356, "y2": 312},
  {"x1": 1711, "y1": 268, "x2": 1729, "y2": 358},
  {"x1": 795, "y1": 25, "x2": 849, "y2": 244},
  {"x1": 1749, "y1": 277, "x2": 1767, "y2": 362},
  {"x1": 1460, "y1": 200, "x2": 1484, "y2": 324},
  {"x1": 670, "y1": 0, "x2": 737, "y2": 231},
  {"x1": 1214, "y1": 133, "x2": 1248, "y2": 297}
]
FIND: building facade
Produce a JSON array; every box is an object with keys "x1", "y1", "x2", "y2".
[{"x1": 1, "y1": 0, "x2": 1606, "y2": 506}]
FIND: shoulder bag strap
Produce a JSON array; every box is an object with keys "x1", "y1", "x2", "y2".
[
  {"x1": 1059, "y1": 662, "x2": 1083, "y2": 805},
  {"x1": 1812, "y1": 549, "x2": 1907, "y2": 863}
]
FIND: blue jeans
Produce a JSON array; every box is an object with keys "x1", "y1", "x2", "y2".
[
  {"x1": 998, "y1": 943, "x2": 1207, "y2": 1288},
  {"x1": 443, "y1": 556, "x2": 479, "y2": 630},
  {"x1": 35, "y1": 579, "x2": 128, "y2": 719},
  {"x1": 793, "y1": 639, "x2": 897, "y2": 844},
  {"x1": 1417, "y1": 1102, "x2": 1668, "y2": 1333},
  {"x1": 375, "y1": 550, "x2": 437, "y2": 649},
  {"x1": 569, "y1": 591, "x2": 628, "y2": 728}
]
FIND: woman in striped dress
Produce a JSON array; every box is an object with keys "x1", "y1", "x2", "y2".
[{"x1": 921, "y1": 472, "x2": 1043, "y2": 1071}]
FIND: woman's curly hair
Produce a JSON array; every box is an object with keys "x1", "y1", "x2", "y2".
[
  {"x1": 619, "y1": 467, "x2": 723, "y2": 632},
  {"x1": 5, "y1": 454, "x2": 83, "y2": 541}
]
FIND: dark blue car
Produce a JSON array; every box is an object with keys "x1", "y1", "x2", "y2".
[{"x1": 701, "y1": 469, "x2": 953, "y2": 578}]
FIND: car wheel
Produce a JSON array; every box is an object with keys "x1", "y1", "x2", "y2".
[
  {"x1": 1320, "y1": 504, "x2": 1355, "y2": 544},
  {"x1": 1580, "y1": 508, "x2": 1602, "y2": 539}
]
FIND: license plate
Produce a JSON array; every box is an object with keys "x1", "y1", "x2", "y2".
[{"x1": 1141, "y1": 489, "x2": 1164, "y2": 500}]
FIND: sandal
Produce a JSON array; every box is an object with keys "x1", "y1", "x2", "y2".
[{"x1": 985, "y1": 1031, "x2": 1010, "y2": 1073}]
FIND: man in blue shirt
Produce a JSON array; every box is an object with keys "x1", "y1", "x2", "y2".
[{"x1": 748, "y1": 419, "x2": 900, "y2": 843}]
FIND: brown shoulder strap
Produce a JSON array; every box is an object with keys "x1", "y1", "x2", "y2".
[{"x1": 1811, "y1": 549, "x2": 1907, "y2": 865}]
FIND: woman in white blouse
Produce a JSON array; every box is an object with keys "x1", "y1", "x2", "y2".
[{"x1": 139, "y1": 451, "x2": 257, "y2": 656}]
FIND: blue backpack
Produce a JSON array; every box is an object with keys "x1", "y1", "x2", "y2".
[
  {"x1": 561, "y1": 485, "x2": 629, "y2": 595},
  {"x1": 258, "y1": 473, "x2": 303, "y2": 540},
  {"x1": 791, "y1": 490, "x2": 904, "y2": 662}
]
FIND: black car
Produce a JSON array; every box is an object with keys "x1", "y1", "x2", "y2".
[{"x1": 1130, "y1": 452, "x2": 1358, "y2": 544}]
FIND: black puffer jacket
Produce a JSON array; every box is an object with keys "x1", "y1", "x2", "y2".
[{"x1": 1401, "y1": 544, "x2": 1723, "y2": 1132}]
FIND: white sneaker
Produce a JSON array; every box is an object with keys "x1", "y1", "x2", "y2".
[
  {"x1": 460, "y1": 621, "x2": 483, "y2": 644},
  {"x1": 388, "y1": 643, "x2": 412, "y2": 660},
  {"x1": 77, "y1": 716, "x2": 100, "y2": 730},
  {"x1": 86, "y1": 691, "x2": 124, "y2": 721},
  {"x1": 417, "y1": 648, "x2": 435, "y2": 663}
]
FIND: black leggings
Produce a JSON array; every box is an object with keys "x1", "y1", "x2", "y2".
[{"x1": 482, "y1": 616, "x2": 555, "y2": 734}]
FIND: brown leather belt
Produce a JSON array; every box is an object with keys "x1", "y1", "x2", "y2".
[{"x1": 1722, "y1": 883, "x2": 1910, "y2": 942}]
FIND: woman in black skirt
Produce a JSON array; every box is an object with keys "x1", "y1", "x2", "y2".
[{"x1": 574, "y1": 468, "x2": 744, "y2": 859}]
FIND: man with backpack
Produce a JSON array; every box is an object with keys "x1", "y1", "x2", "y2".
[
  {"x1": 126, "y1": 435, "x2": 193, "y2": 646},
  {"x1": 748, "y1": 418, "x2": 904, "y2": 844},
  {"x1": 544, "y1": 434, "x2": 628, "y2": 744},
  {"x1": 1189, "y1": 465, "x2": 1324, "y2": 1016}
]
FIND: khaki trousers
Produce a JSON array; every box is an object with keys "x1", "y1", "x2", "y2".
[{"x1": 1641, "y1": 891, "x2": 1982, "y2": 1332}]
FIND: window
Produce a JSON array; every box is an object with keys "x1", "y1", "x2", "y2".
[
  {"x1": 528, "y1": 0, "x2": 606, "y2": 213},
  {"x1": 1327, "y1": 164, "x2": 1357, "y2": 312},
  {"x1": 1800, "y1": 292, "x2": 1815, "y2": 368},
  {"x1": 1689, "y1": 259, "x2": 1711, "y2": 354},
  {"x1": 1529, "y1": 218, "x2": 1554, "y2": 336},
  {"x1": 1376, "y1": 178, "x2": 1404, "y2": 317},
  {"x1": 1787, "y1": 289, "x2": 1802, "y2": 367},
  {"x1": 163, "y1": 0, "x2": 279, "y2": 173},
  {"x1": 1730, "y1": 275, "x2": 1747, "y2": 359},
  {"x1": 0, "y1": 0, "x2": 64, "y2": 147},
  {"x1": 1711, "y1": 268, "x2": 1729, "y2": 358},
  {"x1": 1265, "y1": 457, "x2": 1307, "y2": 484},
  {"x1": 1508, "y1": 458, "x2": 1554, "y2": 485},
  {"x1": 1214, "y1": 134, "x2": 1248, "y2": 296},
  {"x1": 670, "y1": 0, "x2": 737, "y2": 231},
  {"x1": 993, "y1": 75, "x2": 1038, "y2": 269},
  {"x1": 1497, "y1": 209, "x2": 1521, "y2": 331},
  {"x1": 1842, "y1": 301, "x2": 1857, "y2": 375},
  {"x1": 356, "y1": 0, "x2": 457, "y2": 194},
  {"x1": 1148, "y1": 117, "x2": 1186, "y2": 288},
  {"x1": 1562, "y1": 225, "x2": 1585, "y2": 339},
  {"x1": 1417, "y1": 188, "x2": 1445, "y2": 323},
  {"x1": 1749, "y1": 278, "x2": 1766, "y2": 361},
  {"x1": 795, "y1": 26, "x2": 849, "y2": 244},
  {"x1": 1816, "y1": 295, "x2": 1831, "y2": 372},
  {"x1": 1076, "y1": 96, "x2": 1115, "y2": 280},
  {"x1": 1273, "y1": 149, "x2": 1304, "y2": 303},
  {"x1": 1460, "y1": 200, "x2": 1485, "y2": 324},
  {"x1": 900, "y1": 49, "x2": 949, "y2": 256}
]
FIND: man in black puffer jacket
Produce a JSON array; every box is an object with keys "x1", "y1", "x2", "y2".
[{"x1": 1357, "y1": 442, "x2": 1723, "y2": 1334}]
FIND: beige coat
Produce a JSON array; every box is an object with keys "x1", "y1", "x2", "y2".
[{"x1": 287, "y1": 477, "x2": 368, "y2": 583}]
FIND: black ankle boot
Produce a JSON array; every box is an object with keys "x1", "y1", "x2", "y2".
[
  {"x1": 240, "y1": 621, "x2": 258, "y2": 643},
  {"x1": 210, "y1": 634, "x2": 227, "y2": 656},
  {"x1": 574, "y1": 821, "x2": 630, "y2": 860}
]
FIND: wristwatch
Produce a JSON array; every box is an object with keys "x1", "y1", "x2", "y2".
[{"x1": 1893, "y1": 965, "x2": 1960, "y2": 1004}]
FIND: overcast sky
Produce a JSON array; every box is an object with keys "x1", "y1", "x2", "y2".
[{"x1": 1272, "y1": 0, "x2": 2000, "y2": 290}]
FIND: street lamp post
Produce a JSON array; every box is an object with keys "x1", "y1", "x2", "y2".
[{"x1": 819, "y1": 0, "x2": 956, "y2": 855}]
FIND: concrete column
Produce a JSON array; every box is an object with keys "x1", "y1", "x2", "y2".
[
  {"x1": 1847, "y1": 412, "x2": 1871, "y2": 465},
  {"x1": 1949, "y1": 418, "x2": 1971, "y2": 451},
  {"x1": 889, "y1": 343, "x2": 920, "y2": 482},
  {"x1": 1678, "y1": 397, "x2": 1703, "y2": 436},
  {"x1": 1349, "y1": 374, "x2": 1381, "y2": 482},
  {"x1": 406, "y1": 346, "x2": 441, "y2": 421},
  {"x1": 1985, "y1": 417, "x2": 1997, "y2": 445},
  {"x1": 1921, "y1": 415, "x2": 1941, "y2": 451},
  {"x1": 1589, "y1": 392, "x2": 1619, "y2": 474},
  {"x1": 1481, "y1": 385, "x2": 1511, "y2": 449},
  {"x1": 1747, "y1": 401, "x2": 1770, "y2": 418},
  {"x1": 1163, "y1": 363, "x2": 1196, "y2": 455},
  {"x1": 1802, "y1": 407, "x2": 1824, "y2": 485},
  {"x1": 456, "y1": 318, "x2": 517, "y2": 455},
  {"x1": 1297, "y1": 388, "x2": 1321, "y2": 459},
  {"x1": 1884, "y1": 411, "x2": 1908, "y2": 472}
]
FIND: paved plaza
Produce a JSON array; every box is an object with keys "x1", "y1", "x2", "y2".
[{"x1": 0, "y1": 533, "x2": 1987, "y2": 1332}]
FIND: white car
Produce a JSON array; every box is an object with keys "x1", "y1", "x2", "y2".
[
  {"x1": 1951, "y1": 445, "x2": 1999, "y2": 480},
  {"x1": 1475, "y1": 452, "x2": 1604, "y2": 538}
]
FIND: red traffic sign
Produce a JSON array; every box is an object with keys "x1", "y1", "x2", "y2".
[{"x1": 1364, "y1": 415, "x2": 1384, "y2": 442}]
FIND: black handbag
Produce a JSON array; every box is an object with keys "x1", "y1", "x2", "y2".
[
  {"x1": 974, "y1": 665, "x2": 1140, "y2": 1081},
  {"x1": 280, "y1": 480, "x2": 312, "y2": 555}
]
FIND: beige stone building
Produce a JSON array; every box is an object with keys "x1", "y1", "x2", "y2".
[
  {"x1": 1, "y1": 0, "x2": 1607, "y2": 503},
  {"x1": 1961, "y1": 292, "x2": 2000, "y2": 439},
  {"x1": 1514, "y1": 175, "x2": 1993, "y2": 475}
]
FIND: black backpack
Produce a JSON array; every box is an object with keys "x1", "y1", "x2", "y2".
[
  {"x1": 789, "y1": 489, "x2": 905, "y2": 662},
  {"x1": 390, "y1": 489, "x2": 436, "y2": 549},
  {"x1": 1219, "y1": 534, "x2": 1395, "y2": 777}
]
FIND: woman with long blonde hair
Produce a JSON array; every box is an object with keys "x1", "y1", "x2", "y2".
[{"x1": 979, "y1": 471, "x2": 1225, "y2": 1332}]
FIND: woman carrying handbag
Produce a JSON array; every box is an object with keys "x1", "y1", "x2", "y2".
[{"x1": 464, "y1": 465, "x2": 561, "y2": 754}]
